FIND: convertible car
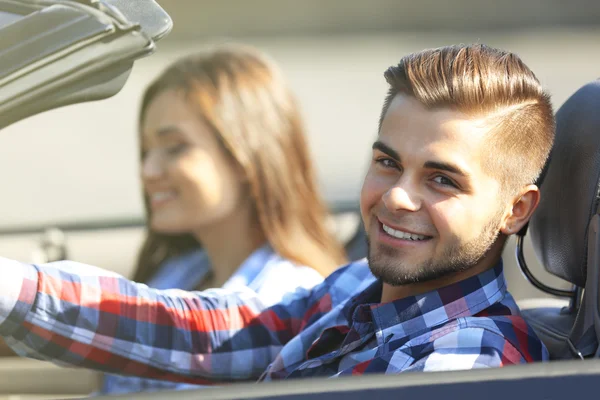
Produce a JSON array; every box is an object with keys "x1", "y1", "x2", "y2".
[{"x1": 0, "y1": 1, "x2": 599, "y2": 399}]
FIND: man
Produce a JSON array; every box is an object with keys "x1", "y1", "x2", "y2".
[{"x1": 0, "y1": 44, "x2": 552, "y2": 383}]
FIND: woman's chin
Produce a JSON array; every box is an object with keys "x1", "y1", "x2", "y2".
[{"x1": 150, "y1": 218, "x2": 190, "y2": 235}]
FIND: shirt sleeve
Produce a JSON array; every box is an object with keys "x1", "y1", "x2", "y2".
[{"x1": 0, "y1": 257, "x2": 320, "y2": 383}]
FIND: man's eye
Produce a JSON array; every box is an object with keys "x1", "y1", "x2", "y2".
[
  {"x1": 375, "y1": 158, "x2": 397, "y2": 169},
  {"x1": 432, "y1": 175, "x2": 457, "y2": 188}
]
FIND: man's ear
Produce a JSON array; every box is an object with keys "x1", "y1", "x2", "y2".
[{"x1": 500, "y1": 185, "x2": 540, "y2": 235}]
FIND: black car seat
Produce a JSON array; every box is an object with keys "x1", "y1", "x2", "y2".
[{"x1": 518, "y1": 80, "x2": 600, "y2": 359}]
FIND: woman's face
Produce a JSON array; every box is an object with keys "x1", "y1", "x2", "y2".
[{"x1": 141, "y1": 90, "x2": 246, "y2": 233}]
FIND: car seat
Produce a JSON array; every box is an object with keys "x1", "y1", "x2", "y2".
[{"x1": 518, "y1": 80, "x2": 600, "y2": 359}]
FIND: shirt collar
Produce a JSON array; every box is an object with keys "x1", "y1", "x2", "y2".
[{"x1": 343, "y1": 259, "x2": 507, "y2": 336}]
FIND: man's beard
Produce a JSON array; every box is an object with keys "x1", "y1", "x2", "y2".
[{"x1": 367, "y1": 216, "x2": 502, "y2": 286}]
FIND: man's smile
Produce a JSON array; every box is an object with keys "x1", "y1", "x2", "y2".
[{"x1": 375, "y1": 219, "x2": 434, "y2": 248}]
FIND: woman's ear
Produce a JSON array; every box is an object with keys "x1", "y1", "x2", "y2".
[{"x1": 500, "y1": 185, "x2": 540, "y2": 235}]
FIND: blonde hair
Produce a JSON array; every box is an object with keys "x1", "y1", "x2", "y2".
[{"x1": 134, "y1": 45, "x2": 347, "y2": 283}]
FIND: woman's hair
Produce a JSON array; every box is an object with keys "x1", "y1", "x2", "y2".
[{"x1": 133, "y1": 45, "x2": 347, "y2": 283}]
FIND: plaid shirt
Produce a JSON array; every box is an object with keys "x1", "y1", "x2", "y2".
[
  {"x1": 101, "y1": 245, "x2": 325, "y2": 394},
  {"x1": 0, "y1": 257, "x2": 547, "y2": 384}
]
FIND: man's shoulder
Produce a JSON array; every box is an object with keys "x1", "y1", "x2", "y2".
[
  {"x1": 456, "y1": 294, "x2": 549, "y2": 363},
  {"x1": 400, "y1": 289, "x2": 548, "y2": 368}
]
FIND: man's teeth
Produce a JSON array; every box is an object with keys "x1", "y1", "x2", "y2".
[{"x1": 382, "y1": 224, "x2": 428, "y2": 241}]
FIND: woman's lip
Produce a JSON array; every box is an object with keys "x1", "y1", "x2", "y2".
[{"x1": 149, "y1": 191, "x2": 177, "y2": 209}]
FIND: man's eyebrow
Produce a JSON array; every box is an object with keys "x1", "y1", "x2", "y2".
[
  {"x1": 372, "y1": 141, "x2": 401, "y2": 161},
  {"x1": 424, "y1": 161, "x2": 470, "y2": 177}
]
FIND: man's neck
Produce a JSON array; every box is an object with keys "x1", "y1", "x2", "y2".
[{"x1": 380, "y1": 240, "x2": 505, "y2": 304}]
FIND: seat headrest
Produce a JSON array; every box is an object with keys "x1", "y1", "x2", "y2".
[{"x1": 530, "y1": 80, "x2": 600, "y2": 288}]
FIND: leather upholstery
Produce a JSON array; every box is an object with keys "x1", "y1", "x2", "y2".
[
  {"x1": 529, "y1": 80, "x2": 600, "y2": 287},
  {"x1": 519, "y1": 299, "x2": 573, "y2": 359}
]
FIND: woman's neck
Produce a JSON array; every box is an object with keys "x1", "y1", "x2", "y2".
[{"x1": 193, "y1": 202, "x2": 266, "y2": 288}]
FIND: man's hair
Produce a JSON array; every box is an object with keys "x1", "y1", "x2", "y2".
[{"x1": 379, "y1": 44, "x2": 555, "y2": 195}]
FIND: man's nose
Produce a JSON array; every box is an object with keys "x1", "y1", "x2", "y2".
[
  {"x1": 382, "y1": 179, "x2": 422, "y2": 212},
  {"x1": 141, "y1": 151, "x2": 165, "y2": 180}
]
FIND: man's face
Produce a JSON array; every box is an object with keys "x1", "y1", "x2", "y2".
[{"x1": 360, "y1": 95, "x2": 508, "y2": 286}]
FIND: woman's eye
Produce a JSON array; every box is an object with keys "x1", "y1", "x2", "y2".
[
  {"x1": 432, "y1": 175, "x2": 457, "y2": 188},
  {"x1": 165, "y1": 144, "x2": 188, "y2": 156}
]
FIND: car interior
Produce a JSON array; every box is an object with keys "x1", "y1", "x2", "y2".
[
  {"x1": 517, "y1": 80, "x2": 600, "y2": 360},
  {"x1": 0, "y1": 1, "x2": 599, "y2": 399}
]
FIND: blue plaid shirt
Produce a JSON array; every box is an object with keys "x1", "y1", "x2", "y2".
[
  {"x1": 101, "y1": 245, "x2": 325, "y2": 394},
  {"x1": 0, "y1": 257, "x2": 548, "y2": 386}
]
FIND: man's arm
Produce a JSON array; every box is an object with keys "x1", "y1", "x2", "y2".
[{"x1": 0, "y1": 257, "x2": 319, "y2": 383}]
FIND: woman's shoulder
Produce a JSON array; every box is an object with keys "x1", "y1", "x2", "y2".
[
  {"x1": 262, "y1": 255, "x2": 325, "y2": 288},
  {"x1": 251, "y1": 256, "x2": 373, "y2": 307},
  {"x1": 223, "y1": 247, "x2": 323, "y2": 306}
]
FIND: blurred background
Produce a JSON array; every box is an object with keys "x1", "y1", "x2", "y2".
[{"x1": 1, "y1": 0, "x2": 600, "y2": 300}]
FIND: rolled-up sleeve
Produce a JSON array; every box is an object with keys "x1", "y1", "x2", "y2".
[
  {"x1": 0, "y1": 257, "x2": 38, "y2": 337},
  {"x1": 0, "y1": 257, "x2": 319, "y2": 383}
]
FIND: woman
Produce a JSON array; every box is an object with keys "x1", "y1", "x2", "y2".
[{"x1": 99, "y1": 45, "x2": 347, "y2": 394}]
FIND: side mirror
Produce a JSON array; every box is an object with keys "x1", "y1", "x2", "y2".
[{"x1": 0, "y1": 0, "x2": 172, "y2": 129}]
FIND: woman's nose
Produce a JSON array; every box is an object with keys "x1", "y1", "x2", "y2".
[{"x1": 141, "y1": 151, "x2": 165, "y2": 180}]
